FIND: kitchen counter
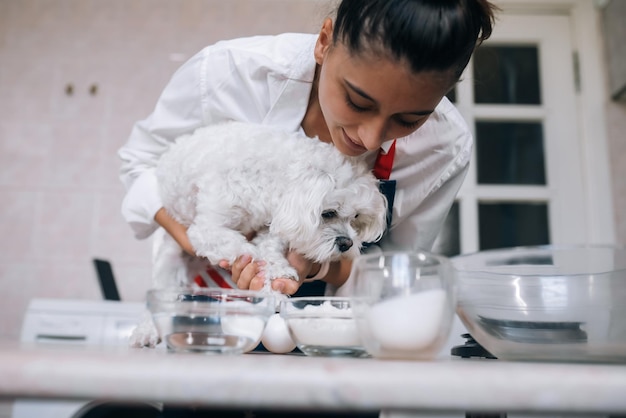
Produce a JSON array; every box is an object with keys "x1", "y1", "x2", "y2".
[{"x1": 1, "y1": 342, "x2": 625, "y2": 416}]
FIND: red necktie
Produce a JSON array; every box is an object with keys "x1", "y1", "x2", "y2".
[{"x1": 373, "y1": 140, "x2": 396, "y2": 180}]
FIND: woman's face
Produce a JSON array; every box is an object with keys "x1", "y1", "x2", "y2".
[{"x1": 314, "y1": 19, "x2": 452, "y2": 157}]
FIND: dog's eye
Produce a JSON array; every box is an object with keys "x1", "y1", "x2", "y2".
[
  {"x1": 322, "y1": 210, "x2": 338, "y2": 219},
  {"x1": 354, "y1": 214, "x2": 359, "y2": 219}
]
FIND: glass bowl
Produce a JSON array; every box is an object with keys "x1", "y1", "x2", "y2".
[
  {"x1": 350, "y1": 251, "x2": 456, "y2": 360},
  {"x1": 147, "y1": 287, "x2": 275, "y2": 354},
  {"x1": 280, "y1": 297, "x2": 367, "y2": 357},
  {"x1": 452, "y1": 245, "x2": 626, "y2": 363}
]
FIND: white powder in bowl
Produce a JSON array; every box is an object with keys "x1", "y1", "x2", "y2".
[
  {"x1": 286, "y1": 302, "x2": 361, "y2": 347},
  {"x1": 366, "y1": 288, "x2": 448, "y2": 351}
]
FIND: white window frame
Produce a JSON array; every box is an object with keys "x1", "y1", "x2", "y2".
[{"x1": 452, "y1": 0, "x2": 615, "y2": 254}]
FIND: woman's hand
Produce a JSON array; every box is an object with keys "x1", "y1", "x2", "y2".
[
  {"x1": 221, "y1": 251, "x2": 319, "y2": 295},
  {"x1": 221, "y1": 252, "x2": 355, "y2": 295},
  {"x1": 218, "y1": 255, "x2": 269, "y2": 291}
]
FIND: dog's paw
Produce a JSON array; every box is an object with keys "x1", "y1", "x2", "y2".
[
  {"x1": 128, "y1": 314, "x2": 161, "y2": 348},
  {"x1": 262, "y1": 263, "x2": 299, "y2": 282},
  {"x1": 261, "y1": 263, "x2": 300, "y2": 299},
  {"x1": 262, "y1": 282, "x2": 290, "y2": 310}
]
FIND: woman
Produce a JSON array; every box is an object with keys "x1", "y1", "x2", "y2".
[{"x1": 119, "y1": 0, "x2": 497, "y2": 296}]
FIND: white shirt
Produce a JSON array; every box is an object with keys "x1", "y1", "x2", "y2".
[{"x1": 118, "y1": 33, "x2": 472, "y2": 257}]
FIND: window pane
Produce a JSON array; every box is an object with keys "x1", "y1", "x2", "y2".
[
  {"x1": 432, "y1": 202, "x2": 460, "y2": 257},
  {"x1": 474, "y1": 45, "x2": 541, "y2": 104},
  {"x1": 476, "y1": 121, "x2": 546, "y2": 185},
  {"x1": 479, "y1": 202, "x2": 550, "y2": 250}
]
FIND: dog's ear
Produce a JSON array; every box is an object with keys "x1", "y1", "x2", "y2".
[
  {"x1": 351, "y1": 177, "x2": 388, "y2": 244},
  {"x1": 270, "y1": 172, "x2": 334, "y2": 242}
]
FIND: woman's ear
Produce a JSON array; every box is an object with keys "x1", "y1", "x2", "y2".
[{"x1": 314, "y1": 17, "x2": 333, "y2": 65}]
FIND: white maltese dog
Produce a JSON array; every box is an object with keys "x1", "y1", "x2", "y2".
[{"x1": 130, "y1": 121, "x2": 387, "y2": 347}]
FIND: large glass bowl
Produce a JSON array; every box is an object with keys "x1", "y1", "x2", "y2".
[
  {"x1": 147, "y1": 287, "x2": 275, "y2": 354},
  {"x1": 452, "y1": 245, "x2": 626, "y2": 363}
]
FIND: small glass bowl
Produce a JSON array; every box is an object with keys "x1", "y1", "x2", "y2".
[
  {"x1": 148, "y1": 287, "x2": 275, "y2": 354},
  {"x1": 280, "y1": 297, "x2": 367, "y2": 357}
]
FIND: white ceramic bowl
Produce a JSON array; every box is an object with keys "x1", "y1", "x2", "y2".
[
  {"x1": 350, "y1": 251, "x2": 456, "y2": 360},
  {"x1": 453, "y1": 245, "x2": 626, "y2": 363},
  {"x1": 148, "y1": 287, "x2": 275, "y2": 354},
  {"x1": 280, "y1": 297, "x2": 367, "y2": 357}
]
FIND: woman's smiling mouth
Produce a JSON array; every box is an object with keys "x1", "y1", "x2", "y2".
[{"x1": 341, "y1": 129, "x2": 367, "y2": 154}]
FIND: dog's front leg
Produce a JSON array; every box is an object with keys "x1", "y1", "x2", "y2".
[
  {"x1": 252, "y1": 232, "x2": 299, "y2": 284},
  {"x1": 187, "y1": 223, "x2": 258, "y2": 266}
]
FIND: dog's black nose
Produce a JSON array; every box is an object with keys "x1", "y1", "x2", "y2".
[{"x1": 335, "y1": 236, "x2": 353, "y2": 252}]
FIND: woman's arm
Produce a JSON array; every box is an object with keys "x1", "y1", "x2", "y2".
[
  {"x1": 154, "y1": 207, "x2": 194, "y2": 255},
  {"x1": 323, "y1": 259, "x2": 352, "y2": 288},
  {"x1": 119, "y1": 50, "x2": 207, "y2": 240}
]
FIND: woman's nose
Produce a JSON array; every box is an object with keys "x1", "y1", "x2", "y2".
[{"x1": 358, "y1": 117, "x2": 389, "y2": 151}]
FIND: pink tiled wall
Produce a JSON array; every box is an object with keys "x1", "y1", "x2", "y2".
[{"x1": 0, "y1": 0, "x2": 334, "y2": 338}]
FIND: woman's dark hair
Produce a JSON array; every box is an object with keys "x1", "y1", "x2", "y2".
[{"x1": 333, "y1": 0, "x2": 498, "y2": 82}]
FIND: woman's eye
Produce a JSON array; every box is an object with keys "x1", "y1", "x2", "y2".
[
  {"x1": 322, "y1": 210, "x2": 338, "y2": 219},
  {"x1": 345, "y1": 95, "x2": 369, "y2": 113},
  {"x1": 396, "y1": 118, "x2": 421, "y2": 130}
]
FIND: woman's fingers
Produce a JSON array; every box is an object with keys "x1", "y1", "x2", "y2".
[
  {"x1": 227, "y1": 255, "x2": 266, "y2": 290},
  {"x1": 218, "y1": 254, "x2": 303, "y2": 295},
  {"x1": 248, "y1": 274, "x2": 268, "y2": 291},
  {"x1": 230, "y1": 254, "x2": 251, "y2": 280}
]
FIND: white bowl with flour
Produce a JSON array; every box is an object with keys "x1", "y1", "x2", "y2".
[
  {"x1": 280, "y1": 297, "x2": 367, "y2": 357},
  {"x1": 350, "y1": 251, "x2": 456, "y2": 360}
]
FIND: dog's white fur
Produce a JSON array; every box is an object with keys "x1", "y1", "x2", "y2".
[{"x1": 129, "y1": 121, "x2": 387, "y2": 347}]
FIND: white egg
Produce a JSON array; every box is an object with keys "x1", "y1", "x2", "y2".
[{"x1": 261, "y1": 313, "x2": 296, "y2": 354}]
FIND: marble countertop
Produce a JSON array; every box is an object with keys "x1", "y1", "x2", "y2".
[{"x1": 1, "y1": 342, "x2": 626, "y2": 415}]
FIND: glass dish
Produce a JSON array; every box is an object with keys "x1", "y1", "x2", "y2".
[
  {"x1": 148, "y1": 287, "x2": 275, "y2": 354},
  {"x1": 280, "y1": 297, "x2": 367, "y2": 357},
  {"x1": 350, "y1": 251, "x2": 456, "y2": 360}
]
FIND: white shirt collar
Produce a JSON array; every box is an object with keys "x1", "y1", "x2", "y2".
[{"x1": 380, "y1": 139, "x2": 395, "y2": 154}]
